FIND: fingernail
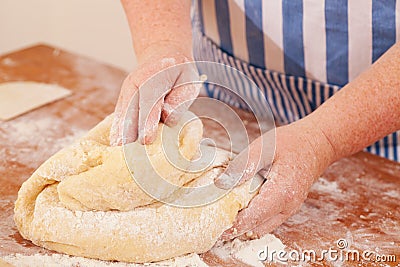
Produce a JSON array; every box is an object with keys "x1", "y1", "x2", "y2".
[
  {"x1": 220, "y1": 232, "x2": 231, "y2": 241},
  {"x1": 214, "y1": 173, "x2": 236, "y2": 190},
  {"x1": 113, "y1": 136, "x2": 123, "y2": 146},
  {"x1": 220, "y1": 229, "x2": 232, "y2": 241},
  {"x1": 249, "y1": 172, "x2": 265, "y2": 193},
  {"x1": 138, "y1": 128, "x2": 145, "y2": 145},
  {"x1": 110, "y1": 139, "x2": 117, "y2": 146},
  {"x1": 220, "y1": 227, "x2": 239, "y2": 241},
  {"x1": 143, "y1": 135, "x2": 156, "y2": 145}
]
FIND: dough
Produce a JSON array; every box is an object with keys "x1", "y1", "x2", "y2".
[
  {"x1": 56, "y1": 112, "x2": 204, "y2": 211},
  {"x1": 14, "y1": 113, "x2": 258, "y2": 263}
]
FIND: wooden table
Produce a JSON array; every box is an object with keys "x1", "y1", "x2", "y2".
[{"x1": 0, "y1": 45, "x2": 399, "y2": 266}]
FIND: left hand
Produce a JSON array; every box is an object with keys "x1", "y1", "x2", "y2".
[{"x1": 215, "y1": 120, "x2": 336, "y2": 240}]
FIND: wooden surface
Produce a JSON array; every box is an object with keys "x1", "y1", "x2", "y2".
[{"x1": 0, "y1": 45, "x2": 399, "y2": 267}]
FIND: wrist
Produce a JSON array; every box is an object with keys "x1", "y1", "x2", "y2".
[
  {"x1": 291, "y1": 118, "x2": 338, "y2": 176},
  {"x1": 135, "y1": 40, "x2": 193, "y2": 65}
]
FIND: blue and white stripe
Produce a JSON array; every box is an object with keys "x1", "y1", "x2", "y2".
[{"x1": 192, "y1": 0, "x2": 400, "y2": 162}]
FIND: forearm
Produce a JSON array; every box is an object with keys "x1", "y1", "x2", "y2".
[
  {"x1": 121, "y1": 0, "x2": 193, "y2": 63},
  {"x1": 306, "y1": 42, "x2": 400, "y2": 162}
]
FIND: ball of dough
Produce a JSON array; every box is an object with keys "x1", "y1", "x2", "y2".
[{"x1": 14, "y1": 113, "x2": 258, "y2": 263}]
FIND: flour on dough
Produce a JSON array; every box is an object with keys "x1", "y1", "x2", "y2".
[
  {"x1": 2, "y1": 253, "x2": 209, "y2": 267},
  {"x1": 55, "y1": 112, "x2": 204, "y2": 211},
  {"x1": 14, "y1": 112, "x2": 259, "y2": 263}
]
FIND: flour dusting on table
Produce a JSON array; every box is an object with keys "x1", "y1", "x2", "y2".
[
  {"x1": 2, "y1": 234, "x2": 287, "y2": 267},
  {"x1": 2, "y1": 253, "x2": 208, "y2": 267}
]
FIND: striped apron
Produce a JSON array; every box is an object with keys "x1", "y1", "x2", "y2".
[{"x1": 192, "y1": 0, "x2": 400, "y2": 162}]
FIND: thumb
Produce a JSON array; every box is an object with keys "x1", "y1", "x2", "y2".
[
  {"x1": 214, "y1": 130, "x2": 275, "y2": 189},
  {"x1": 162, "y1": 63, "x2": 201, "y2": 126}
]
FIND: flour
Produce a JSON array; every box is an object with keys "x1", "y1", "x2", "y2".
[
  {"x1": 1, "y1": 57, "x2": 17, "y2": 67},
  {"x1": 383, "y1": 189, "x2": 400, "y2": 199},
  {"x1": 33, "y1": 184, "x2": 228, "y2": 252},
  {"x1": 212, "y1": 234, "x2": 286, "y2": 267},
  {"x1": 1, "y1": 253, "x2": 208, "y2": 267},
  {"x1": 5, "y1": 116, "x2": 84, "y2": 145},
  {"x1": 68, "y1": 56, "x2": 124, "y2": 92},
  {"x1": 311, "y1": 177, "x2": 341, "y2": 194},
  {"x1": 52, "y1": 49, "x2": 61, "y2": 57},
  {"x1": 2, "y1": 235, "x2": 287, "y2": 267},
  {"x1": 1, "y1": 116, "x2": 85, "y2": 170}
]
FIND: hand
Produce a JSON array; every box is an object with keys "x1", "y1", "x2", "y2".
[
  {"x1": 110, "y1": 44, "x2": 200, "y2": 146},
  {"x1": 215, "y1": 120, "x2": 336, "y2": 240}
]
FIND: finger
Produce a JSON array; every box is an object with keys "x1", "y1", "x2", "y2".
[
  {"x1": 138, "y1": 97, "x2": 164, "y2": 145},
  {"x1": 110, "y1": 112, "x2": 122, "y2": 146},
  {"x1": 161, "y1": 82, "x2": 200, "y2": 126},
  {"x1": 250, "y1": 213, "x2": 288, "y2": 239},
  {"x1": 214, "y1": 131, "x2": 275, "y2": 189},
  {"x1": 220, "y1": 179, "x2": 285, "y2": 240},
  {"x1": 110, "y1": 74, "x2": 139, "y2": 146},
  {"x1": 121, "y1": 89, "x2": 140, "y2": 145},
  {"x1": 161, "y1": 63, "x2": 201, "y2": 126},
  {"x1": 137, "y1": 63, "x2": 181, "y2": 145},
  {"x1": 110, "y1": 87, "x2": 126, "y2": 146}
]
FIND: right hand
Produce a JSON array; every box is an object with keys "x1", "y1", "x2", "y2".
[
  {"x1": 110, "y1": 45, "x2": 200, "y2": 146},
  {"x1": 215, "y1": 119, "x2": 336, "y2": 240}
]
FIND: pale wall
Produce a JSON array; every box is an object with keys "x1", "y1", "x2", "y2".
[{"x1": 0, "y1": 0, "x2": 136, "y2": 71}]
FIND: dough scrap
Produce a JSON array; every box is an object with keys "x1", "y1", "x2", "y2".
[
  {"x1": 14, "y1": 113, "x2": 258, "y2": 263},
  {"x1": 0, "y1": 81, "x2": 71, "y2": 120}
]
